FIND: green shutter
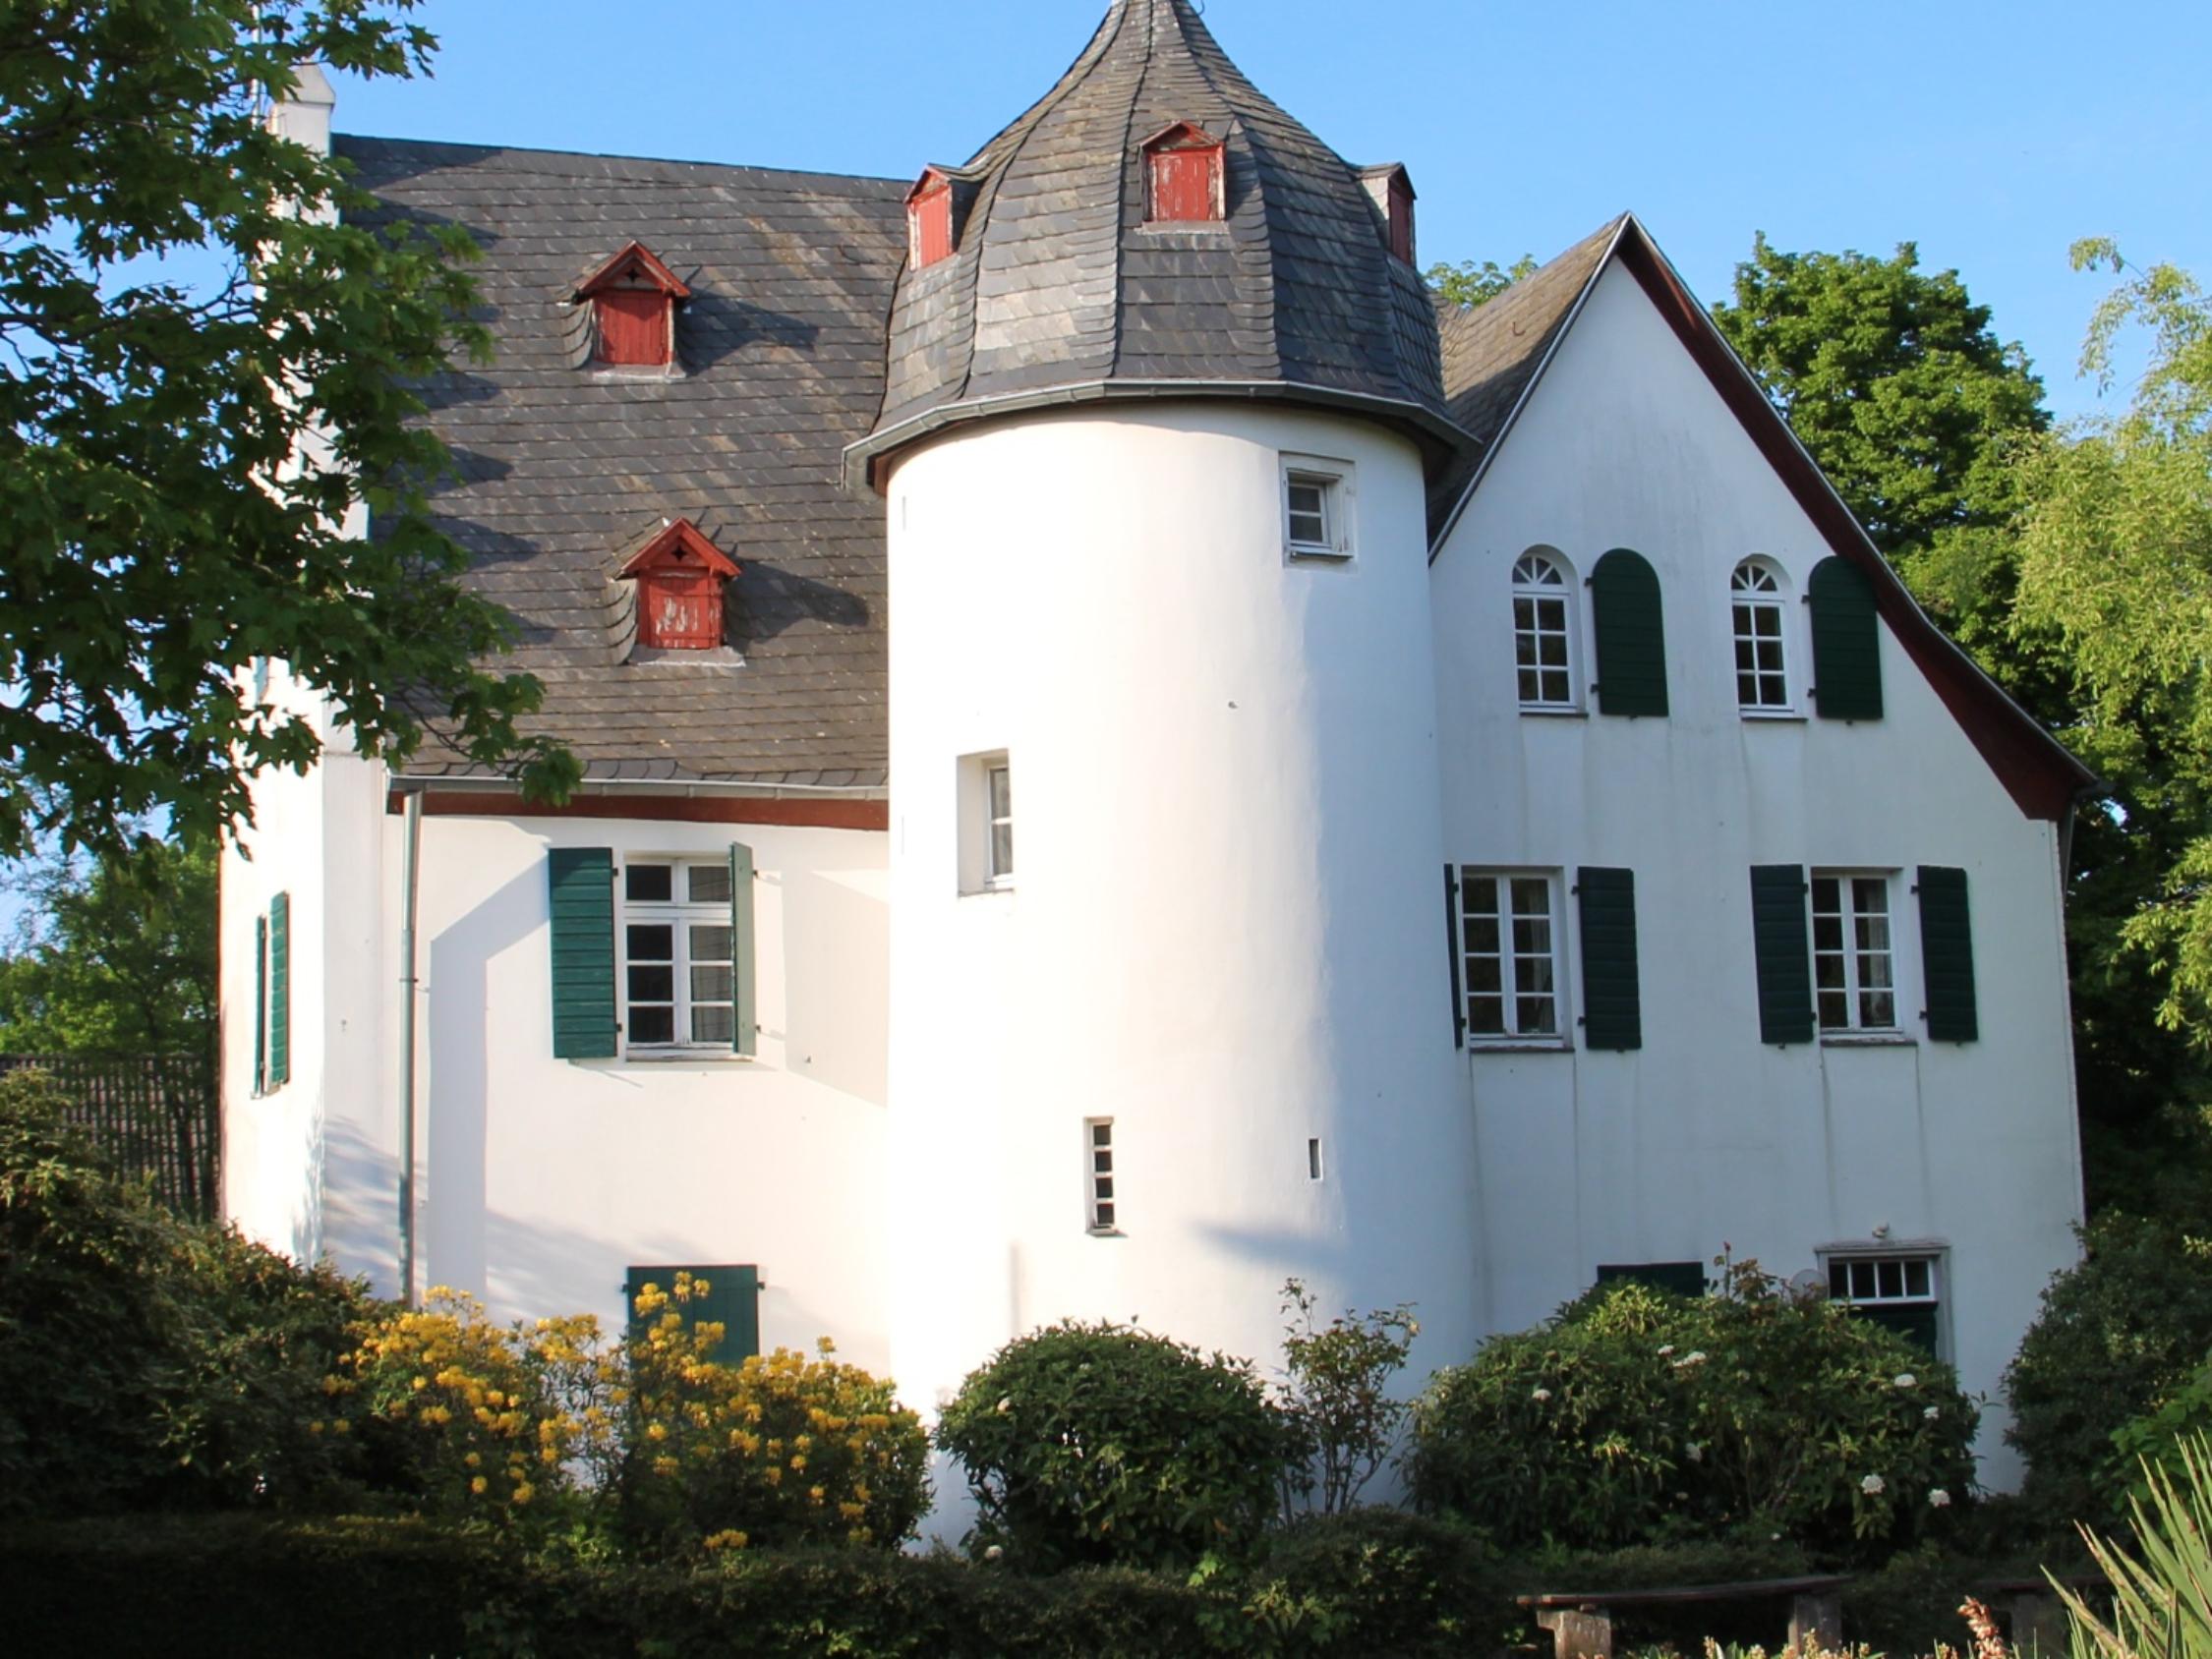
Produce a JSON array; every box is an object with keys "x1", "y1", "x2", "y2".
[
  {"x1": 625, "y1": 1264, "x2": 760, "y2": 1365},
  {"x1": 1856, "y1": 1302, "x2": 1940, "y2": 1356},
  {"x1": 267, "y1": 892, "x2": 290, "y2": 1088},
  {"x1": 1917, "y1": 866, "x2": 1979, "y2": 1042},
  {"x1": 1809, "y1": 556, "x2": 1884, "y2": 720},
  {"x1": 1598, "y1": 1261, "x2": 1707, "y2": 1298},
  {"x1": 548, "y1": 847, "x2": 617, "y2": 1059},
  {"x1": 1590, "y1": 548, "x2": 1669, "y2": 716},
  {"x1": 1576, "y1": 867, "x2": 1642, "y2": 1051},
  {"x1": 729, "y1": 842, "x2": 757, "y2": 1058},
  {"x1": 1749, "y1": 865, "x2": 1815, "y2": 1045},
  {"x1": 253, "y1": 913, "x2": 268, "y2": 1097}
]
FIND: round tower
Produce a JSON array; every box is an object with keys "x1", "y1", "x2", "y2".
[{"x1": 860, "y1": 0, "x2": 1481, "y2": 1439}]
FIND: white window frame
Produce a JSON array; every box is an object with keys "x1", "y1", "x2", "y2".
[
  {"x1": 1281, "y1": 454, "x2": 1355, "y2": 561},
  {"x1": 1731, "y1": 558, "x2": 1795, "y2": 715},
  {"x1": 1459, "y1": 867, "x2": 1569, "y2": 1045},
  {"x1": 958, "y1": 751, "x2": 1014, "y2": 895},
  {"x1": 1819, "y1": 1246, "x2": 1948, "y2": 1359},
  {"x1": 1084, "y1": 1117, "x2": 1119, "y2": 1233},
  {"x1": 617, "y1": 857, "x2": 738, "y2": 1054},
  {"x1": 1511, "y1": 550, "x2": 1579, "y2": 712},
  {"x1": 1810, "y1": 870, "x2": 1901, "y2": 1034}
]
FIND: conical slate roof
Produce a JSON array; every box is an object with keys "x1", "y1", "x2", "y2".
[{"x1": 847, "y1": 0, "x2": 1465, "y2": 486}]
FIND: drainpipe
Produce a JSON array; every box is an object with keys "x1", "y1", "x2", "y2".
[{"x1": 396, "y1": 783, "x2": 424, "y2": 1308}]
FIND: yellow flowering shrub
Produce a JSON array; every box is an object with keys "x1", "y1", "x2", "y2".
[
  {"x1": 329, "y1": 1288, "x2": 617, "y2": 1526},
  {"x1": 617, "y1": 1273, "x2": 929, "y2": 1554}
]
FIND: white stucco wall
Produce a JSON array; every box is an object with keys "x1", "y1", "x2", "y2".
[
  {"x1": 1430, "y1": 258, "x2": 2083, "y2": 1487},
  {"x1": 224, "y1": 770, "x2": 896, "y2": 1369},
  {"x1": 883, "y1": 404, "x2": 1479, "y2": 1428}
]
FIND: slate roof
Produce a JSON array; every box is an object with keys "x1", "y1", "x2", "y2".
[
  {"x1": 853, "y1": 0, "x2": 1463, "y2": 486},
  {"x1": 1426, "y1": 216, "x2": 1625, "y2": 535},
  {"x1": 335, "y1": 137, "x2": 908, "y2": 788}
]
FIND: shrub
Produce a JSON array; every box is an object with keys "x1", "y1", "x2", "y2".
[
  {"x1": 2008, "y1": 1212, "x2": 2212, "y2": 1526},
  {"x1": 0, "y1": 1072, "x2": 371, "y2": 1516},
  {"x1": 617, "y1": 1272, "x2": 929, "y2": 1555},
  {"x1": 1276, "y1": 1279, "x2": 1420, "y2": 1516},
  {"x1": 936, "y1": 1319, "x2": 1292, "y2": 1572},
  {"x1": 2114, "y1": 1349, "x2": 2212, "y2": 1500},
  {"x1": 332, "y1": 1287, "x2": 614, "y2": 1529},
  {"x1": 1409, "y1": 1260, "x2": 1976, "y2": 1559},
  {"x1": 1232, "y1": 1508, "x2": 1509, "y2": 1658}
]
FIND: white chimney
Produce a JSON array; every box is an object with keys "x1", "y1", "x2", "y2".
[{"x1": 267, "y1": 61, "x2": 335, "y2": 158}]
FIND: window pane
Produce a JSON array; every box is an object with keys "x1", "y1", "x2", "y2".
[
  {"x1": 691, "y1": 964, "x2": 734, "y2": 1003},
  {"x1": 1467, "y1": 995, "x2": 1505, "y2": 1034},
  {"x1": 988, "y1": 766, "x2": 1012, "y2": 821},
  {"x1": 1094, "y1": 1202, "x2": 1115, "y2": 1229},
  {"x1": 628, "y1": 965, "x2": 673, "y2": 1003},
  {"x1": 1094, "y1": 1176, "x2": 1114, "y2": 1200},
  {"x1": 1878, "y1": 1259, "x2": 1904, "y2": 1299},
  {"x1": 690, "y1": 1004, "x2": 735, "y2": 1045},
  {"x1": 688, "y1": 863, "x2": 732, "y2": 904},
  {"x1": 1091, "y1": 1122, "x2": 1111, "y2": 1147},
  {"x1": 628, "y1": 924, "x2": 673, "y2": 961},
  {"x1": 1093, "y1": 1150, "x2": 1112, "y2": 1173},
  {"x1": 990, "y1": 823, "x2": 1014, "y2": 877},
  {"x1": 1830, "y1": 1261, "x2": 1850, "y2": 1298},
  {"x1": 1850, "y1": 1260, "x2": 1876, "y2": 1299},
  {"x1": 1905, "y1": 1260, "x2": 1931, "y2": 1297},
  {"x1": 690, "y1": 924, "x2": 733, "y2": 963},
  {"x1": 1818, "y1": 989, "x2": 1849, "y2": 1028},
  {"x1": 625, "y1": 864, "x2": 673, "y2": 903},
  {"x1": 629, "y1": 1006, "x2": 674, "y2": 1045},
  {"x1": 1517, "y1": 993, "x2": 1557, "y2": 1035}
]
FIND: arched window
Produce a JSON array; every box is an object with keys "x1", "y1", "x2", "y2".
[
  {"x1": 1731, "y1": 559, "x2": 1789, "y2": 711},
  {"x1": 1512, "y1": 551, "x2": 1575, "y2": 709}
]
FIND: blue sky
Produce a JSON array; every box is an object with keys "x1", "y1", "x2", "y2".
[{"x1": 331, "y1": 0, "x2": 2212, "y2": 421}]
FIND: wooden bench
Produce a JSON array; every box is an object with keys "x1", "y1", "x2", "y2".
[
  {"x1": 1974, "y1": 1575, "x2": 2105, "y2": 1657},
  {"x1": 1518, "y1": 1574, "x2": 1853, "y2": 1659}
]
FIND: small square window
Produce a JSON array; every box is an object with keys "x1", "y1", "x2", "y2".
[{"x1": 1282, "y1": 456, "x2": 1353, "y2": 561}]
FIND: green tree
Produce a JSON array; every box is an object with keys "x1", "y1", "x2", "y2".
[
  {"x1": 1426, "y1": 255, "x2": 1537, "y2": 310},
  {"x1": 0, "y1": 832, "x2": 215, "y2": 1058},
  {"x1": 2013, "y1": 245, "x2": 2212, "y2": 1069},
  {"x1": 0, "y1": 1, "x2": 577, "y2": 860}
]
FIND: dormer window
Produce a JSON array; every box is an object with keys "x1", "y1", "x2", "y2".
[
  {"x1": 907, "y1": 167, "x2": 958, "y2": 268},
  {"x1": 621, "y1": 519, "x2": 739, "y2": 652},
  {"x1": 1358, "y1": 165, "x2": 1416, "y2": 264},
  {"x1": 578, "y1": 241, "x2": 689, "y2": 369},
  {"x1": 1141, "y1": 122, "x2": 1225, "y2": 223}
]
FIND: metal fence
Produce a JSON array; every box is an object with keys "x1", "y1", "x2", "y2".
[{"x1": 0, "y1": 1052, "x2": 219, "y2": 1221}]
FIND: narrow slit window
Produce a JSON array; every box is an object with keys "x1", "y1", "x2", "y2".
[
  {"x1": 1086, "y1": 1118, "x2": 1117, "y2": 1232},
  {"x1": 1308, "y1": 1138, "x2": 1323, "y2": 1181},
  {"x1": 987, "y1": 764, "x2": 1014, "y2": 887}
]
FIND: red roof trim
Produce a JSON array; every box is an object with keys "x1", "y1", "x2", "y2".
[
  {"x1": 619, "y1": 517, "x2": 739, "y2": 580},
  {"x1": 577, "y1": 240, "x2": 691, "y2": 300},
  {"x1": 1139, "y1": 120, "x2": 1220, "y2": 152},
  {"x1": 1608, "y1": 223, "x2": 2097, "y2": 823},
  {"x1": 387, "y1": 791, "x2": 886, "y2": 830},
  {"x1": 905, "y1": 165, "x2": 957, "y2": 206}
]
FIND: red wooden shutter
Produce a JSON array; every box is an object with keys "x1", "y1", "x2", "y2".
[
  {"x1": 595, "y1": 289, "x2": 669, "y2": 366},
  {"x1": 912, "y1": 187, "x2": 954, "y2": 266},
  {"x1": 1151, "y1": 147, "x2": 1218, "y2": 222},
  {"x1": 1387, "y1": 174, "x2": 1416, "y2": 263},
  {"x1": 638, "y1": 571, "x2": 722, "y2": 650}
]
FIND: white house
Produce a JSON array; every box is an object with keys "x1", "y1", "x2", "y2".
[{"x1": 222, "y1": 0, "x2": 2095, "y2": 1494}]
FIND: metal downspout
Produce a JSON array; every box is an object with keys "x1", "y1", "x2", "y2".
[{"x1": 397, "y1": 785, "x2": 424, "y2": 1308}]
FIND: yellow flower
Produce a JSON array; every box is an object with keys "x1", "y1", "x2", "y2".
[
  {"x1": 512, "y1": 1482, "x2": 534, "y2": 1506},
  {"x1": 471, "y1": 1476, "x2": 489, "y2": 1495}
]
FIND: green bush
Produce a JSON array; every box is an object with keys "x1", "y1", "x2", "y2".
[
  {"x1": 935, "y1": 1319, "x2": 1292, "y2": 1573},
  {"x1": 0, "y1": 1073, "x2": 373, "y2": 1516},
  {"x1": 2007, "y1": 1211, "x2": 2212, "y2": 1527},
  {"x1": 1408, "y1": 1262, "x2": 1976, "y2": 1560},
  {"x1": 2063, "y1": 1433, "x2": 2212, "y2": 1659},
  {"x1": 2114, "y1": 1350, "x2": 2212, "y2": 1500},
  {"x1": 1233, "y1": 1508, "x2": 1510, "y2": 1658}
]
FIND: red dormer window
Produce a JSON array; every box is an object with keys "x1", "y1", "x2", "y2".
[
  {"x1": 907, "y1": 167, "x2": 957, "y2": 268},
  {"x1": 578, "y1": 241, "x2": 690, "y2": 368},
  {"x1": 1142, "y1": 122, "x2": 1225, "y2": 223},
  {"x1": 621, "y1": 519, "x2": 740, "y2": 652}
]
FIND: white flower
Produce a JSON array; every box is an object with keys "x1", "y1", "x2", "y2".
[
  {"x1": 1672, "y1": 1350, "x2": 1709, "y2": 1368},
  {"x1": 1685, "y1": 1442, "x2": 1704, "y2": 1463},
  {"x1": 1531, "y1": 1387, "x2": 1553, "y2": 1402},
  {"x1": 1924, "y1": 1405, "x2": 1942, "y2": 1421},
  {"x1": 1893, "y1": 1373, "x2": 1918, "y2": 1389},
  {"x1": 995, "y1": 1396, "x2": 1012, "y2": 1414},
  {"x1": 1860, "y1": 1473, "x2": 1887, "y2": 1496},
  {"x1": 1929, "y1": 1489, "x2": 1952, "y2": 1509},
  {"x1": 985, "y1": 1543, "x2": 1005, "y2": 1561},
  {"x1": 1657, "y1": 1344, "x2": 1677, "y2": 1357}
]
